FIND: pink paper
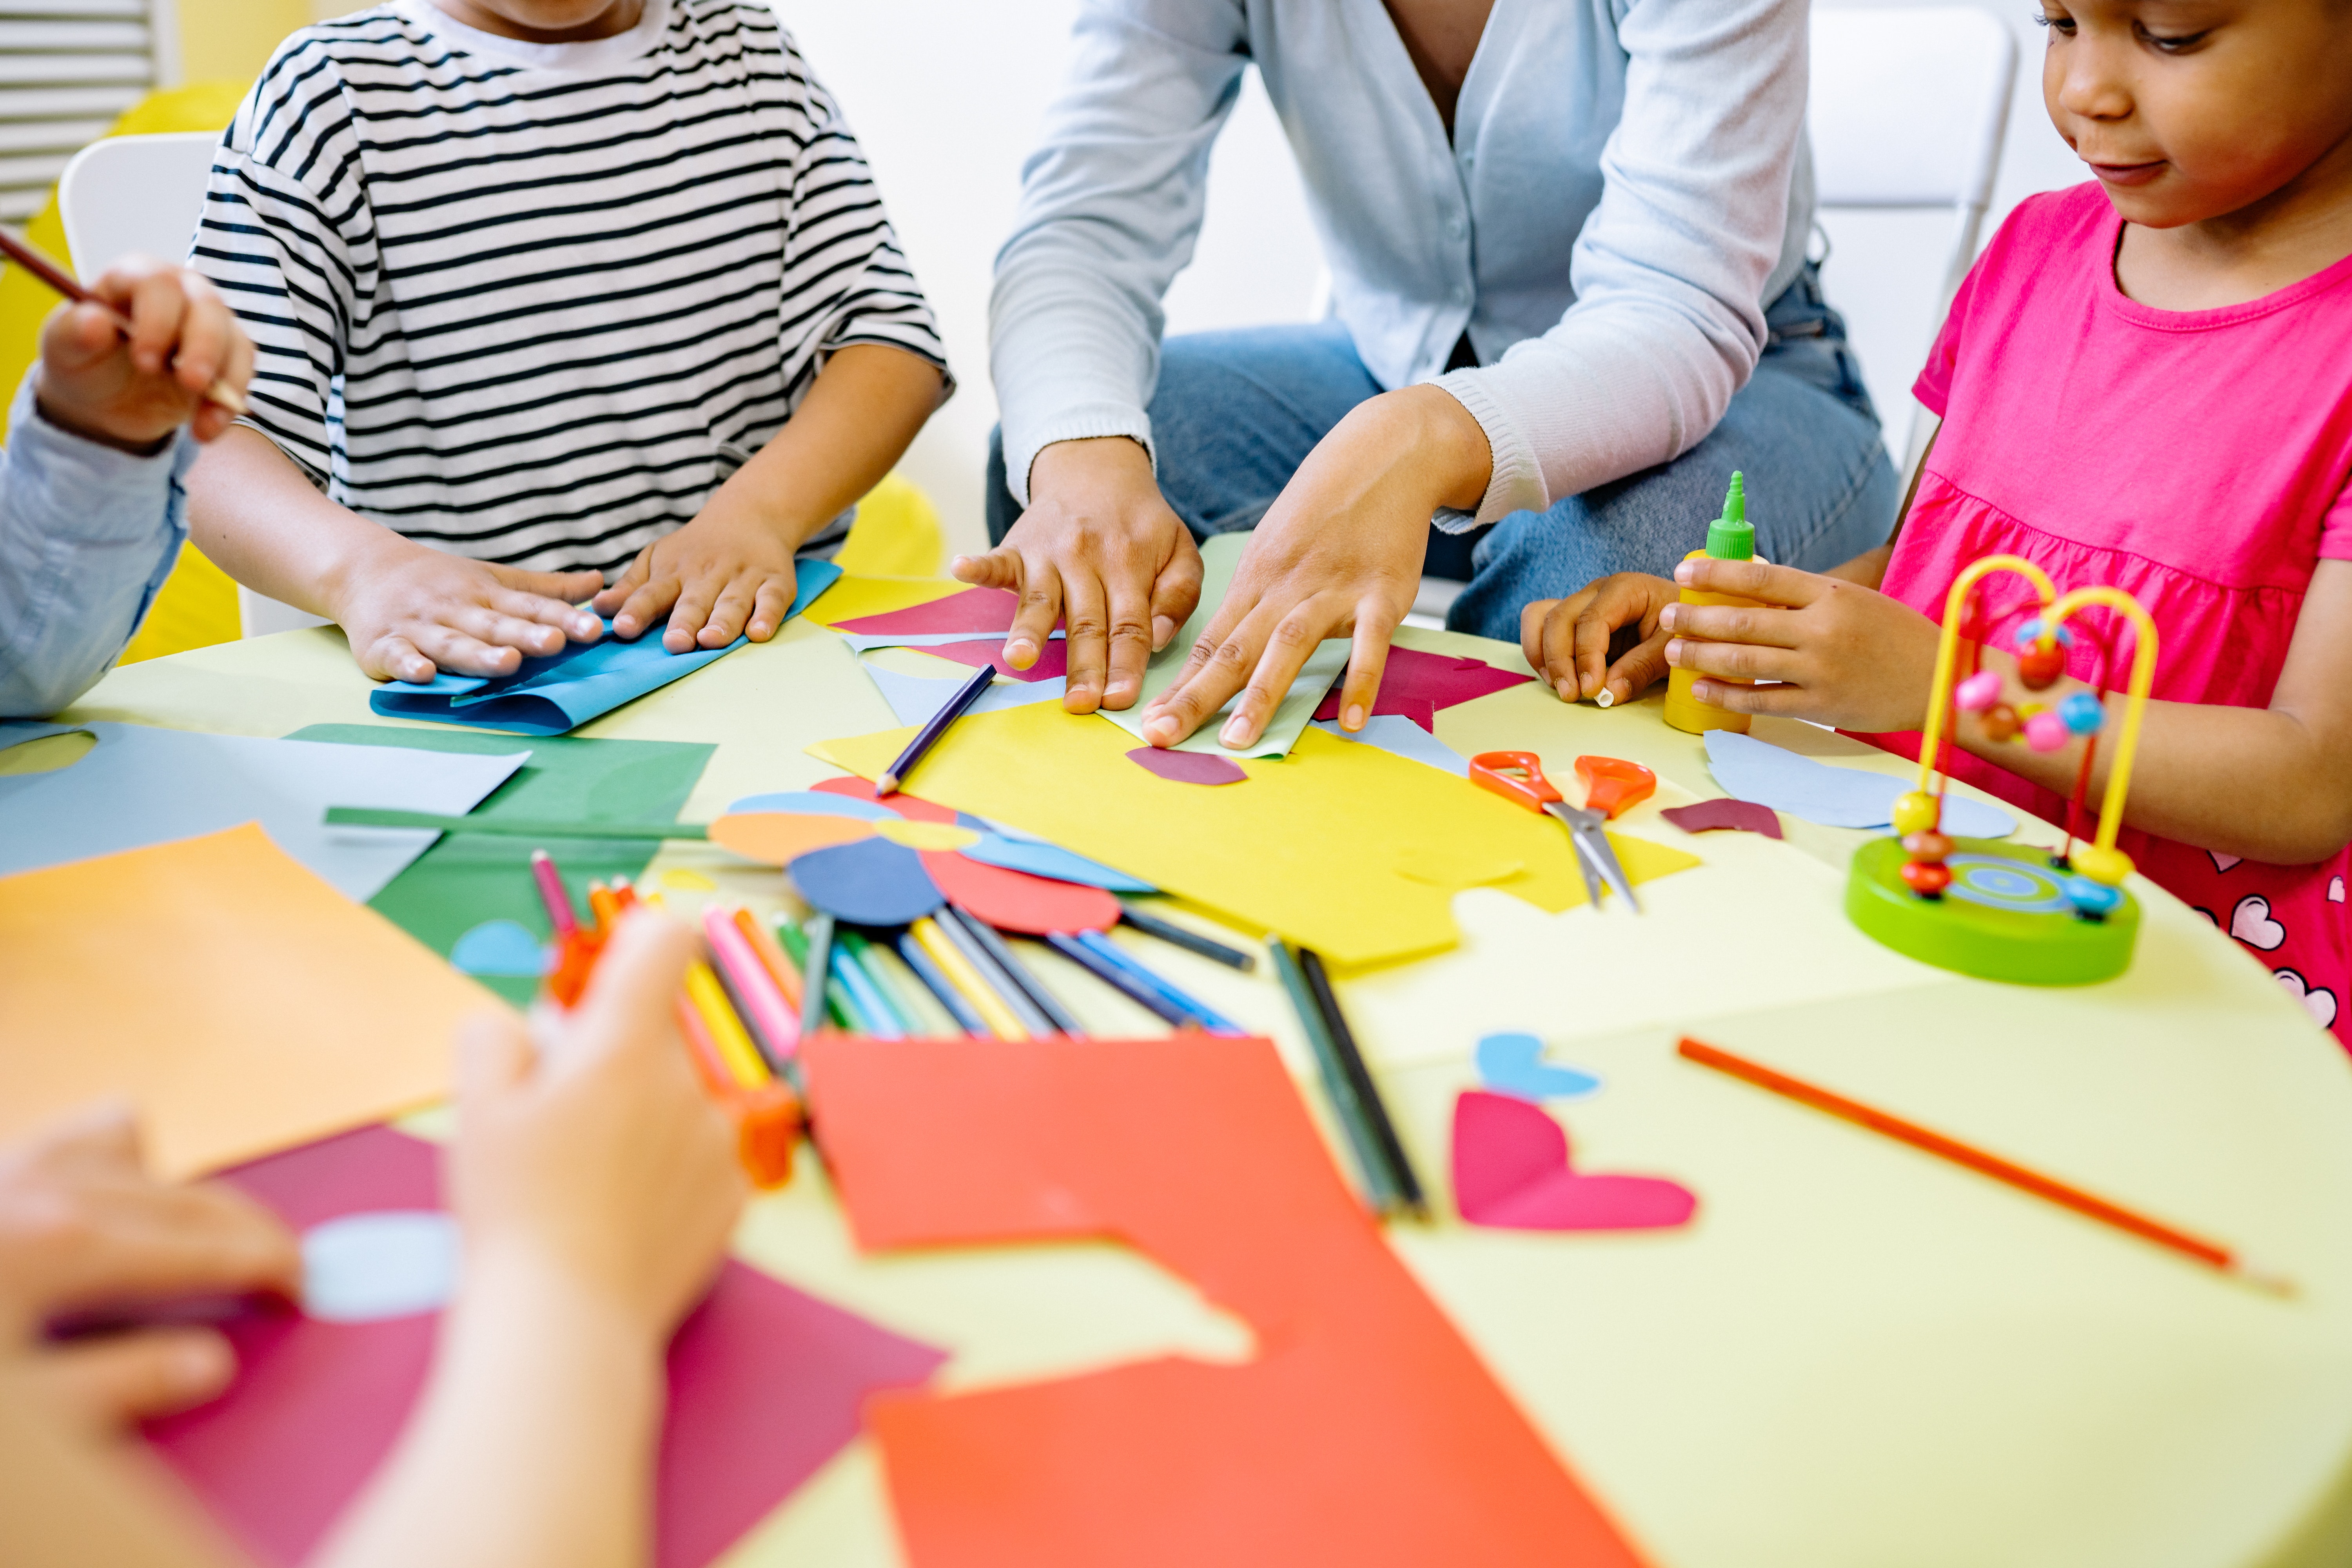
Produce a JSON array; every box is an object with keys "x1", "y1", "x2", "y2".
[
  {"x1": 832, "y1": 588, "x2": 1022, "y2": 636},
  {"x1": 916, "y1": 637, "x2": 1068, "y2": 684},
  {"x1": 146, "y1": 1126, "x2": 944, "y2": 1568},
  {"x1": 1312, "y1": 648, "x2": 1527, "y2": 728},
  {"x1": 1125, "y1": 746, "x2": 1248, "y2": 786},
  {"x1": 1451, "y1": 1091, "x2": 1697, "y2": 1232},
  {"x1": 1661, "y1": 799, "x2": 1784, "y2": 839}
]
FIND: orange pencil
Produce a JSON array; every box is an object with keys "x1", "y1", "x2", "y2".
[
  {"x1": 588, "y1": 881, "x2": 621, "y2": 935},
  {"x1": 1677, "y1": 1037, "x2": 2292, "y2": 1295},
  {"x1": 731, "y1": 906, "x2": 803, "y2": 1009}
]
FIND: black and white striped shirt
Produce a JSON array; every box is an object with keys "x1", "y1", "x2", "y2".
[{"x1": 196, "y1": 0, "x2": 949, "y2": 577}]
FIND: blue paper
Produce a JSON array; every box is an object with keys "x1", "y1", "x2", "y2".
[
  {"x1": 727, "y1": 790, "x2": 895, "y2": 821},
  {"x1": 787, "y1": 836, "x2": 944, "y2": 926},
  {"x1": 1475, "y1": 1033, "x2": 1601, "y2": 1102},
  {"x1": 961, "y1": 832, "x2": 1156, "y2": 893},
  {"x1": 1702, "y1": 730, "x2": 2016, "y2": 838},
  {"x1": 370, "y1": 560, "x2": 844, "y2": 735},
  {"x1": 858, "y1": 661, "x2": 1069, "y2": 728},
  {"x1": 450, "y1": 919, "x2": 553, "y2": 977},
  {"x1": 1312, "y1": 715, "x2": 1470, "y2": 777}
]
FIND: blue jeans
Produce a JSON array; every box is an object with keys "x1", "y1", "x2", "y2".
[{"x1": 986, "y1": 266, "x2": 1900, "y2": 641}]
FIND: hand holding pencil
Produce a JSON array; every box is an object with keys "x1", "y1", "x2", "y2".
[{"x1": 10, "y1": 242, "x2": 254, "y2": 450}]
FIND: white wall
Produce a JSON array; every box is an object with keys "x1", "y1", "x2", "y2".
[{"x1": 781, "y1": 0, "x2": 2085, "y2": 555}]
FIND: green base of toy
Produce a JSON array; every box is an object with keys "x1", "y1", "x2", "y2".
[{"x1": 1846, "y1": 835, "x2": 2139, "y2": 985}]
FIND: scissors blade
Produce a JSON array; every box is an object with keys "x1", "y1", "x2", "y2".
[
  {"x1": 1573, "y1": 822, "x2": 1643, "y2": 914},
  {"x1": 1543, "y1": 802, "x2": 1608, "y2": 908}
]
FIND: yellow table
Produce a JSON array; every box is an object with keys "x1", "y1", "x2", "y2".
[{"x1": 66, "y1": 597, "x2": 2352, "y2": 1568}]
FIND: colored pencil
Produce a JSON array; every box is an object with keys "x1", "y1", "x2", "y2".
[
  {"x1": 896, "y1": 932, "x2": 988, "y2": 1035},
  {"x1": 0, "y1": 224, "x2": 249, "y2": 416},
  {"x1": 827, "y1": 940, "x2": 901, "y2": 1038},
  {"x1": 682, "y1": 960, "x2": 769, "y2": 1088},
  {"x1": 327, "y1": 807, "x2": 706, "y2": 839},
  {"x1": 837, "y1": 931, "x2": 919, "y2": 1035},
  {"x1": 1043, "y1": 931, "x2": 1200, "y2": 1032},
  {"x1": 702, "y1": 906, "x2": 799, "y2": 1063},
  {"x1": 528, "y1": 848, "x2": 577, "y2": 936},
  {"x1": 1297, "y1": 944, "x2": 1424, "y2": 1218},
  {"x1": 877, "y1": 660, "x2": 996, "y2": 795},
  {"x1": 732, "y1": 907, "x2": 802, "y2": 1009},
  {"x1": 1072, "y1": 929, "x2": 1241, "y2": 1033},
  {"x1": 1263, "y1": 938, "x2": 1400, "y2": 1215},
  {"x1": 931, "y1": 909, "x2": 1054, "y2": 1036},
  {"x1": 946, "y1": 908, "x2": 1085, "y2": 1037},
  {"x1": 587, "y1": 881, "x2": 621, "y2": 935},
  {"x1": 795, "y1": 913, "x2": 835, "y2": 1039},
  {"x1": 860, "y1": 941, "x2": 954, "y2": 1036},
  {"x1": 911, "y1": 917, "x2": 1027, "y2": 1039},
  {"x1": 1117, "y1": 901, "x2": 1255, "y2": 971},
  {"x1": 1677, "y1": 1037, "x2": 2292, "y2": 1294}
]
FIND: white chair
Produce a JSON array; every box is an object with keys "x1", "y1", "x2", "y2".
[
  {"x1": 1809, "y1": 5, "x2": 2018, "y2": 472},
  {"x1": 57, "y1": 131, "x2": 330, "y2": 639}
]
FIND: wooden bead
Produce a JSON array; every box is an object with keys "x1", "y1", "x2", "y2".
[
  {"x1": 1891, "y1": 791, "x2": 1942, "y2": 836},
  {"x1": 1900, "y1": 859, "x2": 1953, "y2": 897},
  {"x1": 1955, "y1": 670, "x2": 2003, "y2": 712},
  {"x1": 2018, "y1": 643, "x2": 2067, "y2": 690},
  {"x1": 2024, "y1": 710, "x2": 2071, "y2": 752},
  {"x1": 1900, "y1": 831, "x2": 1954, "y2": 862},
  {"x1": 1980, "y1": 703, "x2": 2020, "y2": 742},
  {"x1": 2060, "y1": 691, "x2": 2104, "y2": 735}
]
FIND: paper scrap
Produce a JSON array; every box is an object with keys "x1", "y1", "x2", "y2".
[
  {"x1": 805, "y1": 1034, "x2": 1645, "y2": 1568},
  {"x1": 800, "y1": 575, "x2": 971, "y2": 630},
  {"x1": 915, "y1": 637, "x2": 1068, "y2": 684},
  {"x1": 858, "y1": 661, "x2": 1068, "y2": 728},
  {"x1": 1452, "y1": 1090, "x2": 1696, "y2": 1231},
  {"x1": 1094, "y1": 533, "x2": 1348, "y2": 760},
  {"x1": 918, "y1": 848, "x2": 1120, "y2": 936},
  {"x1": 830, "y1": 584, "x2": 1020, "y2": 636},
  {"x1": 0, "y1": 825, "x2": 490, "y2": 1178},
  {"x1": 448, "y1": 919, "x2": 552, "y2": 977},
  {"x1": 1704, "y1": 730, "x2": 2016, "y2": 837},
  {"x1": 1312, "y1": 646, "x2": 1528, "y2": 726},
  {"x1": 1125, "y1": 746, "x2": 1247, "y2": 786},
  {"x1": 1474, "y1": 1034, "x2": 1600, "y2": 1102},
  {"x1": 809, "y1": 705, "x2": 1700, "y2": 970},
  {"x1": 788, "y1": 835, "x2": 946, "y2": 927},
  {"x1": 301, "y1": 1211, "x2": 460, "y2": 1323},
  {"x1": 0, "y1": 720, "x2": 525, "y2": 903},
  {"x1": 1660, "y1": 799, "x2": 1784, "y2": 839},
  {"x1": 1313, "y1": 715, "x2": 1468, "y2": 776},
  {"x1": 961, "y1": 833, "x2": 1155, "y2": 893},
  {"x1": 147, "y1": 1125, "x2": 946, "y2": 1568}
]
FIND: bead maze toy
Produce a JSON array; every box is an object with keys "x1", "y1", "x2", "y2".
[{"x1": 1845, "y1": 555, "x2": 2158, "y2": 985}]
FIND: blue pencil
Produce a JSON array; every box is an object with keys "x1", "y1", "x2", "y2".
[
  {"x1": 1043, "y1": 932, "x2": 1200, "y2": 1031},
  {"x1": 896, "y1": 931, "x2": 988, "y2": 1035},
  {"x1": 1073, "y1": 929, "x2": 1244, "y2": 1033},
  {"x1": 828, "y1": 945, "x2": 901, "y2": 1038}
]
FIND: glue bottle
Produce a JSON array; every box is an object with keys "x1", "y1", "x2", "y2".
[{"x1": 1662, "y1": 472, "x2": 1759, "y2": 737}]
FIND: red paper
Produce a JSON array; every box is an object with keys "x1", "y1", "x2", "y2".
[
  {"x1": 914, "y1": 638, "x2": 1068, "y2": 684},
  {"x1": 1123, "y1": 746, "x2": 1247, "y2": 786},
  {"x1": 1659, "y1": 799, "x2": 1784, "y2": 839},
  {"x1": 832, "y1": 587, "x2": 1022, "y2": 636},
  {"x1": 813, "y1": 774, "x2": 955, "y2": 824},
  {"x1": 918, "y1": 850, "x2": 1118, "y2": 935},
  {"x1": 1312, "y1": 647, "x2": 1528, "y2": 729},
  {"x1": 146, "y1": 1126, "x2": 944, "y2": 1568},
  {"x1": 1452, "y1": 1091, "x2": 1698, "y2": 1232},
  {"x1": 806, "y1": 1036, "x2": 1646, "y2": 1568}
]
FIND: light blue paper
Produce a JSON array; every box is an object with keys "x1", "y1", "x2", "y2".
[
  {"x1": 961, "y1": 833, "x2": 1156, "y2": 893},
  {"x1": 302, "y1": 1211, "x2": 461, "y2": 1323},
  {"x1": 370, "y1": 559, "x2": 844, "y2": 736},
  {"x1": 0, "y1": 721, "x2": 526, "y2": 900},
  {"x1": 1475, "y1": 1032, "x2": 1601, "y2": 1102},
  {"x1": 1703, "y1": 730, "x2": 2016, "y2": 838},
  {"x1": 1312, "y1": 714, "x2": 1470, "y2": 777},
  {"x1": 858, "y1": 660, "x2": 1070, "y2": 728},
  {"x1": 727, "y1": 790, "x2": 895, "y2": 821},
  {"x1": 450, "y1": 919, "x2": 553, "y2": 977}
]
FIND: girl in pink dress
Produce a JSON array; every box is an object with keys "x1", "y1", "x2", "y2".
[{"x1": 1518, "y1": 0, "x2": 2352, "y2": 1039}]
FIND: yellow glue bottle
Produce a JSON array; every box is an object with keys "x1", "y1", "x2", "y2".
[{"x1": 1662, "y1": 472, "x2": 1759, "y2": 736}]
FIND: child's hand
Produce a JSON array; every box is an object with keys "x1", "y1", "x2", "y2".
[
  {"x1": 1660, "y1": 557, "x2": 1942, "y2": 731},
  {"x1": 449, "y1": 913, "x2": 744, "y2": 1344},
  {"x1": 334, "y1": 535, "x2": 605, "y2": 684},
  {"x1": 1520, "y1": 573, "x2": 1681, "y2": 707},
  {"x1": 593, "y1": 498, "x2": 802, "y2": 652},
  {"x1": 33, "y1": 256, "x2": 254, "y2": 451}
]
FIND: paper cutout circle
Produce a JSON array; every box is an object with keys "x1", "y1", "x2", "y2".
[
  {"x1": 302, "y1": 1210, "x2": 461, "y2": 1322},
  {"x1": 789, "y1": 836, "x2": 946, "y2": 926},
  {"x1": 876, "y1": 819, "x2": 981, "y2": 853},
  {"x1": 450, "y1": 919, "x2": 552, "y2": 977},
  {"x1": 710, "y1": 811, "x2": 875, "y2": 866},
  {"x1": 812, "y1": 775, "x2": 956, "y2": 824},
  {"x1": 919, "y1": 850, "x2": 1119, "y2": 935}
]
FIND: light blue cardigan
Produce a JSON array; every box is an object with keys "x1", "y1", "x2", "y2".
[{"x1": 990, "y1": 0, "x2": 1815, "y2": 526}]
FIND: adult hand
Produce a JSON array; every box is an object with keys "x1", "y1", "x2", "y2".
[
  {"x1": 1661, "y1": 557, "x2": 1942, "y2": 731},
  {"x1": 953, "y1": 437, "x2": 1202, "y2": 714},
  {"x1": 1520, "y1": 573, "x2": 1681, "y2": 708},
  {"x1": 0, "y1": 1106, "x2": 300, "y2": 1430},
  {"x1": 1140, "y1": 386, "x2": 1488, "y2": 749},
  {"x1": 449, "y1": 912, "x2": 744, "y2": 1345},
  {"x1": 33, "y1": 256, "x2": 255, "y2": 450},
  {"x1": 593, "y1": 492, "x2": 800, "y2": 652},
  {"x1": 328, "y1": 530, "x2": 605, "y2": 685}
]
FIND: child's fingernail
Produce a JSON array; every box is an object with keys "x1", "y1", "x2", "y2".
[
  {"x1": 1152, "y1": 615, "x2": 1176, "y2": 650},
  {"x1": 1342, "y1": 703, "x2": 1366, "y2": 731},
  {"x1": 1596, "y1": 687, "x2": 1616, "y2": 709}
]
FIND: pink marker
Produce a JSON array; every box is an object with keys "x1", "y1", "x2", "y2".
[
  {"x1": 529, "y1": 849, "x2": 577, "y2": 936},
  {"x1": 702, "y1": 904, "x2": 800, "y2": 1060}
]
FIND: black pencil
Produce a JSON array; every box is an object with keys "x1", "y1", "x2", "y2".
[
  {"x1": 877, "y1": 661, "x2": 995, "y2": 795},
  {"x1": 1297, "y1": 945, "x2": 1426, "y2": 1219},
  {"x1": 1264, "y1": 938, "x2": 1400, "y2": 1214},
  {"x1": 946, "y1": 907, "x2": 1087, "y2": 1037},
  {"x1": 1117, "y1": 900, "x2": 1256, "y2": 971}
]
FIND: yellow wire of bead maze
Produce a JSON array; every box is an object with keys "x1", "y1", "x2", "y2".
[{"x1": 1846, "y1": 554, "x2": 2161, "y2": 985}]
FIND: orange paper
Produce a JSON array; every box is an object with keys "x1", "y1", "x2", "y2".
[
  {"x1": 0, "y1": 824, "x2": 492, "y2": 1178},
  {"x1": 804, "y1": 1034, "x2": 1648, "y2": 1568}
]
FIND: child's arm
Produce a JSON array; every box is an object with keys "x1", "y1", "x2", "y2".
[
  {"x1": 594, "y1": 345, "x2": 944, "y2": 652},
  {"x1": 187, "y1": 430, "x2": 606, "y2": 684},
  {"x1": 1663, "y1": 556, "x2": 2352, "y2": 864}
]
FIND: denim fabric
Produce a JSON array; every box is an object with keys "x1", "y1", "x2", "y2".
[{"x1": 986, "y1": 266, "x2": 1901, "y2": 640}]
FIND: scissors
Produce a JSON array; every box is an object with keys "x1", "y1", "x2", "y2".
[{"x1": 1468, "y1": 751, "x2": 1657, "y2": 913}]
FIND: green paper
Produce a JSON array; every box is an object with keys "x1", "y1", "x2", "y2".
[
  {"x1": 1095, "y1": 532, "x2": 1351, "y2": 759},
  {"x1": 289, "y1": 725, "x2": 713, "y2": 1007}
]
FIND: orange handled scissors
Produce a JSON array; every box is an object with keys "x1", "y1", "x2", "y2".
[{"x1": 1468, "y1": 751, "x2": 1654, "y2": 913}]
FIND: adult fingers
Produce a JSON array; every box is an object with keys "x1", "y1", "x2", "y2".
[
  {"x1": 745, "y1": 576, "x2": 796, "y2": 641},
  {"x1": 1677, "y1": 557, "x2": 1825, "y2": 609},
  {"x1": 1330, "y1": 598, "x2": 1397, "y2": 731},
  {"x1": 1220, "y1": 601, "x2": 1339, "y2": 748},
  {"x1": 1139, "y1": 594, "x2": 1260, "y2": 748},
  {"x1": 1661, "y1": 600, "x2": 1802, "y2": 650},
  {"x1": 1058, "y1": 563, "x2": 1114, "y2": 715},
  {"x1": 35, "y1": 1328, "x2": 236, "y2": 1430},
  {"x1": 1003, "y1": 556, "x2": 1063, "y2": 672},
  {"x1": 1601, "y1": 630, "x2": 1674, "y2": 707},
  {"x1": 1147, "y1": 534, "x2": 1204, "y2": 652},
  {"x1": 949, "y1": 546, "x2": 1022, "y2": 592},
  {"x1": 358, "y1": 633, "x2": 438, "y2": 685},
  {"x1": 1099, "y1": 573, "x2": 1157, "y2": 711},
  {"x1": 1664, "y1": 636, "x2": 1796, "y2": 685}
]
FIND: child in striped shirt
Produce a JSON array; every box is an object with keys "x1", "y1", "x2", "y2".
[{"x1": 188, "y1": 0, "x2": 949, "y2": 683}]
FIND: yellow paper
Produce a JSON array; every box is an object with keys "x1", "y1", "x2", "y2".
[
  {"x1": 800, "y1": 574, "x2": 970, "y2": 629},
  {"x1": 808, "y1": 704, "x2": 1698, "y2": 970},
  {"x1": 0, "y1": 824, "x2": 492, "y2": 1178}
]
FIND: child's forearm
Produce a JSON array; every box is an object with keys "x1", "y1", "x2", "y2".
[
  {"x1": 706, "y1": 343, "x2": 943, "y2": 547},
  {"x1": 185, "y1": 427, "x2": 413, "y2": 619}
]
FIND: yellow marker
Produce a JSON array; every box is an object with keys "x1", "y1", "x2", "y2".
[
  {"x1": 911, "y1": 917, "x2": 1028, "y2": 1040},
  {"x1": 684, "y1": 960, "x2": 771, "y2": 1088},
  {"x1": 1663, "y1": 473, "x2": 1760, "y2": 736}
]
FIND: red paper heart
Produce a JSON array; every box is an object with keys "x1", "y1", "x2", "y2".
[{"x1": 1451, "y1": 1091, "x2": 1696, "y2": 1231}]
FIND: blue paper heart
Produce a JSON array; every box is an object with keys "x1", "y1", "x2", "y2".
[
  {"x1": 450, "y1": 919, "x2": 553, "y2": 977},
  {"x1": 1475, "y1": 1033, "x2": 1601, "y2": 1102}
]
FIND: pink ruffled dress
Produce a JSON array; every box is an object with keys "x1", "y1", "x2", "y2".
[{"x1": 1864, "y1": 184, "x2": 2352, "y2": 1040}]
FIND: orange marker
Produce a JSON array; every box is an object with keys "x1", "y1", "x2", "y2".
[{"x1": 732, "y1": 907, "x2": 803, "y2": 1009}]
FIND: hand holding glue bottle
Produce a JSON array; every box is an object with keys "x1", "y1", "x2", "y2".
[{"x1": 1662, "y1": 473, "x2": 1759, "y2": 736}]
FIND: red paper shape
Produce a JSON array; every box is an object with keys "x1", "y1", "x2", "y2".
[
  {"x1": 145, "y1": 1125, "x2": 944, "y2": 1568},
  {"x1": 919, "y1": 849, "x2": 1118, "y2": 935},
  {"x1": 833, "y1": 587, "x2": 1023, "y2": 636},
  {"x1": 1660, "y1": 799, "x2": 1784, "y2": 839},
  {"x1": 806, "y1": 1036, "x2": 1646, "y2": 1568},
  {"x1": 1123, "y1": 746, "x2": 1248, "y2": 786},
  {"x1": 1452, "y1": 1091, "x2": 1698, "y2": 1232},
  {"x1": 915, "y1": 637, "x2": 1068, "y2": 684},
  {"x1": 1312, "y1": 647, "x2": 1527, "y2": 728},
  {"x1": 812, "y1": 774, "x2": 957, "y2": 824}
]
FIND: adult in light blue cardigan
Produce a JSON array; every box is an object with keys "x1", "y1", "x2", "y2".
[{"x1": 962, "y1": 0, "x2": 1899, "y2": 748}]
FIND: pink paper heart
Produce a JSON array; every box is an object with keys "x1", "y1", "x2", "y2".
[{"x1": 1451, "y1": 1091, "x2": 1697, "y2": 1232}]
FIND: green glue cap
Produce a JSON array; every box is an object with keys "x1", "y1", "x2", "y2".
[{"x1": 1705, "y1": 471, "x2": 1753, "y2": 560}]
